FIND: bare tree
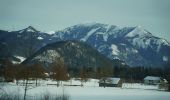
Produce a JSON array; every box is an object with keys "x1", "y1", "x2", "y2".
[
  {"x1": 51, "y1": 60, "x2": 69, "y2": 87},
  {"x1": 79, "y1": 67, "x2": 88, "y2": 87},
  {"x1": 4, "y1": 60, "x2": 15, "y2": 82},
  {"x1": 18, "y1": 64, "x2": 32, "y2": 100},
  {"x1": 13, "y1": 64, "x2": 22, "y2": 85},
  {"x1": 31, "y1": 63, "x2": 46, "y2": 86},
  {"x1": 17, "y1": 63, "x2": 46, "y2": 100}
]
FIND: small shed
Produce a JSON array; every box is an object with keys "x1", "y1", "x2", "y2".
[
  {"x1": 144, "y1": 76, "x2": 167, "y2": 85},
  {"x1": 99, "y1": 77, "x2": 122, "y2": 87}
]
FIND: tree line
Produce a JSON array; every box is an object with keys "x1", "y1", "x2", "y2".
[{"x1": 0, "y1": 59, "x2": 170, "y2": 88}]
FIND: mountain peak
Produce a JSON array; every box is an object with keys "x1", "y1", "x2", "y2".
[
  {"x1": 135, "y1": 25, "x2": 142, "y2": 29},
  {"x1": 18, "y1": 26, "x2": 38, "y2": 33},
  {"x1": 125, "y1": 25, "x2": 152, "y2": 38},
  {"x1": 25, "y1": 26, "x2": 38, "y2": 32}
]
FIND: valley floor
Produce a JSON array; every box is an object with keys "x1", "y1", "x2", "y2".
[{"x1": 0, "y1": 79, "x2": 170, "y2": 100}]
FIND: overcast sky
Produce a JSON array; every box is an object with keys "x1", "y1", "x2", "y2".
[{"x1": 0, "y1": 0, "x2": 170, "y2": 41}]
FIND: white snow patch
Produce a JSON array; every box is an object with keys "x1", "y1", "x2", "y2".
[
  {"x1": 12, "y1": 56, "x2": 26, "y2": 64},
  {"x1": 131, "y1": 38, "x2": 149, "y2": 49},
  {"x1": 132, "y1": 49, "x2": 138, "y2": 53},
  {"x1": 96, "y1": 32, "x2": 104, "y2": 35},
  {"x1": 27, "y1": 28, "x2": 35, "y2": 32},
  {"x1": 71, "y1": 42, "x2": 76, "y2": 46},
  {"x1": 113, "y1": 56, "x2": 120, "y2": 60},
  {"x1": 101, "y1": 25, "x2": 111, "y2": 41},
  {"x1": 13, "y1": 56, "x2": 26, "y2": 63},
  {"x1": 122, "y1": 83, "x2": 159, "y2": 90},
  {"x1": 126, "y1": 26, "x2": 149, "y2": 38},
  {"x1": 34, "y1": 50, "x2": 61, "y2": 63},
  {"x1": 11, "y1": 61, "x2": 19, "y2": 64},
  {"x1": 81, "y1": 28, "x2": 100, "y2": 41},
  {"x1": 37, "y1": 36, "x2": 44, "y2": 40},
  {"x1": 103, "y1": 25, "x2": 121, "y2": 41},
  {"x1": 105, "y1": 24, "x2": 111, "y2": 32},
  {"x1": 163, "y1": 56, "x2": 168, "y2": 62},
  {"x1": 103, "y1": 34, "x2": 108, "y2": 41},
  {"x1": 120, "y1": 43, "x2": 126, "y2": 46},
  {"x1": 15, "y1": 56, "x2": 26, "y2": 62},
  {"x1": 46, "y1": 31, "x2": 55, "y2": 35},
  {"x1": 161, "y1": 39, "x2": 170, "y2": 46},
  {"x1": 111, "y1": 44, "x2": 120, "y2": 55},
  {"x1": 121, "y1": 62, "x2": 126, "y2": 65},
  {"x1": 52, "y1": 34, "x2": 58, "y2": 38}
]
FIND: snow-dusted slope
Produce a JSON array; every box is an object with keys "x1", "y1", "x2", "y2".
[
  {"x1": 0, "y1": 26, "x2": 52, "y2": 63},
  {"x1": 51, "y1": 23, "x2": 170, "y2": 67},
  {"x1": 23, "y1": 40, "x2": 116, "y2": 69},
  {"x1": 80, "y1": 27, "x2": 100, "y2": 41}
]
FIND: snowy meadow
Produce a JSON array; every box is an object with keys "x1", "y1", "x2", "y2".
[{"x1": 0, "y1": 79, "x2": 170, "y2": 100}]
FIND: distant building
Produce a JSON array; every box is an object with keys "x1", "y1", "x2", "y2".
[
  {"x1": 99, "y1": 77, "x2": 122, "y2": 87},
  {"x1": 144, "y1": 76, "x2": 168, "y2": 85}
]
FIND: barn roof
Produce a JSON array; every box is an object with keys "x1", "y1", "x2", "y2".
[
  {"x1": 144, "y1": 76, "x2": 161, "y2": 81},
  {"x1": 99, "y1": 78, "x2": 121, "y2": 84}
]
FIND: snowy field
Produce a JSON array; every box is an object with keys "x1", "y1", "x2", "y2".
[{"x1": 0, "y1": 79, "x2": 170, "y2": 100}]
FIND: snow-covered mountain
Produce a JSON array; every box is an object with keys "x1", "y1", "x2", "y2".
[
  {"x1": 51, "y1": 23, "x2": 170, "y2": 67},
  {"x1": 23, "y1": 40, "x2": 120, "y2": 70},
  {"x1": 0, "y1": 23, "x2": 170, "y2": 67},
  {"x1": 0, "y1": 26, "x2": 52, "y2": 63}
]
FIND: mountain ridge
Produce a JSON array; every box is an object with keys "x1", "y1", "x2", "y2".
[
  {"x1": 0, "y1": 23, "x2": 170, "y2": 67},
  {"x1": 23, "y1": 40, "x2": 123, "y2": 70},
  {"x1": 51, "y1": 23, "x2": 170, "y2": 67}
]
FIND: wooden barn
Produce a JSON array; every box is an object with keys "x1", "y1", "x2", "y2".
[
  {"x1": 99, "y1": 77, "x2": 122, "y2": 87},
  {"x1": 144, "y1": 76, "x2": 168, "y2": 85}
]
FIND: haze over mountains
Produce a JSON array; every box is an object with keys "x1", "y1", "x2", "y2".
[{"x1": 0, "y1": 23, "x2": 170, "y2": 68}]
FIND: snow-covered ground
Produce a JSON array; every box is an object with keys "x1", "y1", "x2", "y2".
[
  {"x1": 122, "y1": 83, "x2": 159, "y2": 90},
  {"x1": 0, "y1": 79, "x2": 170, "y2": 100}
]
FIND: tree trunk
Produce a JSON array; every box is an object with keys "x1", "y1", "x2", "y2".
[
  {"x1": 57, "y1": 81, "x2": 60, "y2": 87},
  {"x1": 81, "y1": 80, "x2": 83, "y2": 87},
  {"x1": 24, "y1": 79, "x2": 28, "y2": 100},
  {"x1": 104, "y1": 79, "x2": 106, "y2": 88},
  {"x1": 35, "y1": 78, "x2": 38, "y2": 86},
  {"x1": 16, "y1": 80, "x2": 19, "y2": 85}
]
